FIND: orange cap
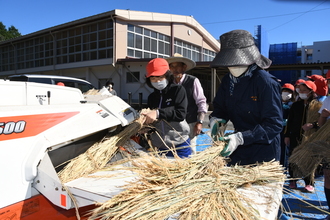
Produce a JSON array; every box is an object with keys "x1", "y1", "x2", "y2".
[
  {"x1": 57, "y1": 82, "x2": 65, "y2": 86},
  {"x1": 146, "y1": 58, "x2": 169, "y2": 78},
  {"x1": 295, "y1": 79, "x2": 305, "y2": 86},
  {"x1": 307, "y1": 74, "x2": 324, "y2": 81},
  {"x1": 282, "y1": 83, "x2": 294, "y2": 92},
  {"x1": 307, "y1": 75, "x2": 328, "y2": 96},
  {"x1": 326, "y1": 70, "x2": 330, "y2": 80},
  {"x1": 300, "y1": 80, "x2": 317, "y2": 92}
]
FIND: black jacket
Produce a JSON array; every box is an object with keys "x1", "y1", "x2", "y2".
[
  {"x1": 211, "y1": 65, "x2": 283, "y2": 165},
  {"x1": 147, "y1": 83, "x2": 190, "y2": 149}
]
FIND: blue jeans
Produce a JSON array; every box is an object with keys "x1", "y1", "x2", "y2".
[{"x1": 164, "y1": 139, "x2": 191, "y2": 158}]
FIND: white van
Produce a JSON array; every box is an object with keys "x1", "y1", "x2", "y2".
[{"x1": 8, "y1": 74, "x2": 96, "y2": 93}]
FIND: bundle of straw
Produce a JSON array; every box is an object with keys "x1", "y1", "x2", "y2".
[
  {"x1": 83, "y1": 88, "x2": 100, "y2": 95},
  {"x1": 58, "y1": 115, "x2": 146, "y2": 183},
  {"x1": 302, "y1": 99, "x2": 323, "y2": 142},
  {"x1": 289, "y1": 119, "x2": 330, "y2": 177},
  {"x1": 88, "y1": 142, "x2": 285, "y2": 220}
]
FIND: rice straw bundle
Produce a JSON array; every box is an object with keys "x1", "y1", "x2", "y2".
[
  {"x1": 83, "y1": 88, "x2": 100, "y2": 95},
  {"x1": 58, "y1": 114, "x2": 146, "y2": 183},
  {"x1": 88, "y1": 141, "x2": 285, "y2": 220},
  {"x1": 302, "y1": 99, "x2": 323, "y2": 142},
  {"x1": 289, "y1": 119, "x2": 330, "y2": 177}
]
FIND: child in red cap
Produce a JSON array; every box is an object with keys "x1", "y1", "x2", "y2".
[
  {"x1": 307, "y1": 74, "x2": 328, "y2": 102},
  {"x1": 280, "y1": 83, "x2": 295, "y2": 171},
  {"x1": 142, "y1": 58, "x2": 191, "y2": 158},
  {"x1": 285, "y1": 80, "x2": 318, "y2": 192}
]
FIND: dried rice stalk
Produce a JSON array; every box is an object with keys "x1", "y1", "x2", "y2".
[
  {"x1": 302, "y1": 99, "x2": 323, "y2": 142},
  {"x1": 289, "y1": 119, "x2": 330, "y2": 177},
  {"x1": 88, "y1": 141, "x2": 285, "y2": 220},
  {"x1": 58, "y1": 113, "x2": 147, "y2": 183},
  {"x1": 83, "y1": 88, "x2": 100, "y2": 95}
]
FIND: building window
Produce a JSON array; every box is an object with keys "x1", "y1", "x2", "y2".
[
  {"x1": 203, "y1": 48, "x2": 217, "y2": 62},
  {"x1": 126, "y1": 71, "x2": 140, "y2": 83},
  {"x1": 174, "y1": 39, "x2": 203, "y2": 62},
  {"x1": 0, "y1": 19, "x2": 113, "y2": 72},
  {"x1": 55, "y1": 19, "x2": 113, "y2": 64},
  {"x1": 127, "y1": 24, "x2": 170, "y2": 58}
]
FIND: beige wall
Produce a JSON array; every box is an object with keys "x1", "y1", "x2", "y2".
[
  {"x1": 172, "y1": 23, "x2": 218, "y2": 52},
  {"x1": 172, "y1": 23, "x2": 202, "y2": 46},
  {"x1": 115, "y1": 20, "x2": 128, "y2": 60}
]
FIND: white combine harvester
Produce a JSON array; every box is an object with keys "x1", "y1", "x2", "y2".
[
  {"x1": 0, "y1": 78, "x2": 284, "y2": 220},
  {"x1": 0, "y1": 79, "x2": 138, "y2": 220}
]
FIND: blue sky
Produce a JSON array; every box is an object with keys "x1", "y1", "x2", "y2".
[{"x1": 1, "y1": 0, "x2": 329, "y2": 47}]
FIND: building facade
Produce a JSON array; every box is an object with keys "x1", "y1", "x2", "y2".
[
  {"x1": 0, "y1": 9, "x2": 220, "y2": 102},
  {"x1": 300, "y1": 40, "x2": 330, "y2": 77},
  {"x1": 269, "y1": 40, "x2": 330, "y2": 84}
]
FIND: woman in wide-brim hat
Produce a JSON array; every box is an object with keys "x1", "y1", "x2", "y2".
[{"x1": 209, "y1": 29, "x2": 283, "y2": 167}]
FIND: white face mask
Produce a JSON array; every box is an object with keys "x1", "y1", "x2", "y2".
[
  {"x1": 282, "y1": 92, "x2": 292, "y2": 101},
  {"x1": 151, "y1": 79, "x2": 168, "y2": 90},
  {"x1": 299, "y1": 92, "x2": 310, "y2": 100},
  {"x1": 295, "y1": 88, "x2": 300, "y2": 93},
  {"x1": 228, "y1": 66, "x2": 248, "y2": 77}
]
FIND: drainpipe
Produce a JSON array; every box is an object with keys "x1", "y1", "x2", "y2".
[
  {"x1": 211, "y1": 68, "x2": 217, "y2": 101},
  {"x1": 49, "y1": 30, "x2": 56, "y2": 71},
  {"x1": 111, "y1": 14, "x2": 115, "y2": 66},
  {"x1": 10, "y1": 42, "x2": 17, "y2": 74},
  {"x1": 112, "y1": 63, "x2": 122, "y2": 97},
  {"x1": 170, "y1": 23, "x2": 174, "y2": 56}
]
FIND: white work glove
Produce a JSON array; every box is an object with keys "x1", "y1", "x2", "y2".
[
  {"x1": 209, "y1": 117, "x2": 227, "y2": 141},
  {"x1": 220, "y1": 132, "x2": 244, "y2": 157}
]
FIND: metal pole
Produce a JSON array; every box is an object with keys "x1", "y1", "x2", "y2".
[
  {"x1": 139, "y1": 93, "x2": 143, "y2": 110},
  {"x1": 211, "y1": 68, "x2": 217, "y2": 101},
  {"x1": 128, "y1": 92, "x2": 132, "y2": 105}
]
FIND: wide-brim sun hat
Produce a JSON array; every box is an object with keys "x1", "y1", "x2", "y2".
[
  {"x1": 146, "y1": 58, "x2": 169, "y2": 78},
  {"x1": 300, "y1": 80, "x2": 317, "y2": 92},
  {"x1": 165, "y1": 53, "x2": 196, "y2": 72},
  {"x1": 210, "y1": 29, "x2": 272, "y2": 69}
]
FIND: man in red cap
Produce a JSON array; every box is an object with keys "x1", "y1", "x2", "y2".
[
  {"x1": 142, "y1": 58, "x2": 191, "y2": 158},
  {"x1": 284, "y1": 80, "x2": 317, "y2": 192}
]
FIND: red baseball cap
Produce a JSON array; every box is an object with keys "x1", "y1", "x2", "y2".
[
  {"x1": 295, "y1": 79, "x2": 305, "y2": 86},
  {"x1": 326, "y1": 70, "x2": 330, "y2": 80},
  {"x1": 146, "y1": 58, "x2": 169, "y2": 78},
  {"x1": 57, "y1": 82, "x2": 65, "y2": 86},
  {"x1": 282, "y1": 83, "x2": 294, "y2": 92},
  {"x1": 307, "y1": 75, "x2": 328, "y2": 96},
  {"x1": 300, "y1": 80, "x2": 317, "y2": 92}
]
